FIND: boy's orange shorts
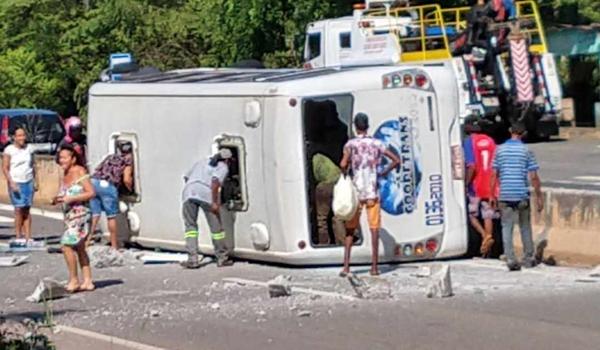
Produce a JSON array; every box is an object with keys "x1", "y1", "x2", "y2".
[{"x1": 345, "y1": 199, "x2": 381, "y2": 231}]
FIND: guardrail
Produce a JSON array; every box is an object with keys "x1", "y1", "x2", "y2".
[{"x1": 366, "y1": 4, "x2": 452, "y2": 62}]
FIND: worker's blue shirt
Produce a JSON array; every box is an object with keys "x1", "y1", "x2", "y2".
[
  {"x1": 492, "y1": 139, "x2": 539, "y2": 202},
  {"x1": 463, "y1": 136, "x2": 475, "y2": 196}
]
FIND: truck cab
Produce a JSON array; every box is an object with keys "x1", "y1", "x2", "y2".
[{"x1": 304, "y1": 17, "x2": 352, "y2": 69}]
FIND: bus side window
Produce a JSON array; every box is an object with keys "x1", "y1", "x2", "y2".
[
  {"x1": 307, "y1": 32, "x2": 322, "y2": 60},
  {"x1": 339, "y1": 32, "x2": 351, "y2": 49},
  {"x1": 108, "y1": 132, "x2": 141, "y2": 203},
  {"x1": 215, "y1": 135, "x2": 248, "y2": 212}
]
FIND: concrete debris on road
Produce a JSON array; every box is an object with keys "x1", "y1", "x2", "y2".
[
  {"x1": 410, "y1": 266, "x2": 431, "y2": 278},
  {"x1": 88, "y1": 246, "x2": 143, "y2": 269},
  {"x1": 267, "y1": 275, "x2": 293, "y2": 298},
  {"x1": 297, "y1": 310, "x2": 312, "y2": 317},
  {"x1": 210, "y1": 303, "x2": 220, "y2": 310},
  {"x1": 426, "y1": 265, "x2": 454, "y2": 298},
  {"x1": 347, "y1": 274, "x2": 367, "y2": 298},
  {"x1": 0, "y1": 255, "x2": 29, "y2": 267},
  {"x1": 589, "y1": 265, "x2": 600, "y2": 278},
  {"x1": 26, "y1": 278, "x2": 67, "y2": 303}
]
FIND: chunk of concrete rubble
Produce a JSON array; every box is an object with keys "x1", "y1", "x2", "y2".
[
  {"x1": 26, "y1": 278, "x2": 67, "y2": 303},
  {"x1": 426, "y1": 265, "x2": 453, "y2": 298},
  {"x1": 347, "y1": 274, "x2": 367, "y2": 299},
  {"x1": 210, "y1": 303, "x2": 220, "y2": 310},
  {"x1": 589, "y1": 265, "x2": 600, "y2": 278},
  {"x1": 410, "y1": 266, "x2": 431, "y2": 278},
  {"x1": 88, "y1": 246, "x2": 142, "y2": 269},
  {"x1": 0, "y1": 255, "x2": 29, "y2": 267},
  {"x1": 267, "y1": 275, "x2": 292, "y2": 298},
  {"x1": 297, "y1": 310, "x2": 312, "y2": 317}
]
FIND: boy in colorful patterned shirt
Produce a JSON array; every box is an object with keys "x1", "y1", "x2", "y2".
[{"x1": 340, "y1": 113, "x2": 400, "y2": 276}]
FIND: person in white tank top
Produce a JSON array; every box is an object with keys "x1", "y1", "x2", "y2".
[{"x1": 2, "y1": 127, "x2": 37, "y2": 241}]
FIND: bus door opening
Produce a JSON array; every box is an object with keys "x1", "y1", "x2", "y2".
[{"x1": 302, "y1": 95, "x2": 360, "y2": 247}]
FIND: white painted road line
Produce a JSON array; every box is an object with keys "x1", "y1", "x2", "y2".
[
  {"x1": 0, "y1": 215, "x2": 13, "y2": 224},
  {"x1": 0, "y1": 203, "x2": 62, "y2": 220},
  {"x1": 57, "y1": 325, "x2": 167, "y2": 350},
  {"x1": 574, "y1": 176, "x2": 600, "y2": 182}
]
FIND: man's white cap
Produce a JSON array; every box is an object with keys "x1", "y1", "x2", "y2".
[{"x1": 219, "y1": 148, "x2": 233, "y2": 160}]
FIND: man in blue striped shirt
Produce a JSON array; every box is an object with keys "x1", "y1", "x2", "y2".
[{"x1": 491, "y1": 123, "x2": 543, "y2": 271}]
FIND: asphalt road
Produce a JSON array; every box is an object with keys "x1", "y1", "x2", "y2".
[
  {"x1": 529, "y1": 138, "x2": 600, "y2": 191},
  {"x1": 2, "y1": 209, "x2": 600, "y2": 350}
]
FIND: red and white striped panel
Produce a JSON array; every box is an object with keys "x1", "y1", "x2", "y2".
[{"x1": 510, "y1": 38, "x2": 534, "y2": 102}]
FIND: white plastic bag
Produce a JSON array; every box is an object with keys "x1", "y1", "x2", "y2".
[{"x1": 332, "y1": 175, "x2": 358, "y2": 220}]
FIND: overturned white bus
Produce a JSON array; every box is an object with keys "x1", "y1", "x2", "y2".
[{"x1": 87, "y1": 65, "x2": 467, "y2": 265}]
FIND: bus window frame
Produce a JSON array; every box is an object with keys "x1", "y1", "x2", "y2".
[
  {"x1": 213, "y1": 134, "x2": 249, "y2": 212},
  {"x1": 108, "y1": 131, "x2": 141, "y2": 203}
]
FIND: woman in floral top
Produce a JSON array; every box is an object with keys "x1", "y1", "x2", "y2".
[{"x1": 54, "y1": 144, "x2": 96, "y2": 293}]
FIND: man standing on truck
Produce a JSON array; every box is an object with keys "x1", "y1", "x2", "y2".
[
  {"x1": 491, "y1": 123, "x2": 543, "y2": 271},
  {"x1": 181, "y1": 148, "x2": 234, "y2": 269},
  {"x1": 463, "y1": 118, "x2": 498, "y2": 257},
  {"x1": 340, "y1": 113, "x2": 400, "y2": 276}
]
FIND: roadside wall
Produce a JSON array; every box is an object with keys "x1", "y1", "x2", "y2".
[
  {"x1": 531, "y1": 188, "x2": 600, "y2": 265},
  {"x1": 0, "y1": 155, "x2": 60, "y2": 207}
]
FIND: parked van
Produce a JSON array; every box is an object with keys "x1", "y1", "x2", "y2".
[
  {"x1": 87, "y1": 65, "x2": 467, "y2": 265},
  {"x1": 0, "y1": 109, "x2": 65, "y2": 154}
]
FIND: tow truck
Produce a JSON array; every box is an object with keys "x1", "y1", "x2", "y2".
[{"x1": 304, "y1": 0, "x2": 562, "y2": 140}]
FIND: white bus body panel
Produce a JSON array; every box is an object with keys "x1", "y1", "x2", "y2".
[{"x1": 88, "y1": 66, "x2": 466, "y2": 265}]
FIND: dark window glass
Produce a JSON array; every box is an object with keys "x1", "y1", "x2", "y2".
[
  {"x1": 307, "y1": 33, "x2": 321, "y2": 60},
  {"x1": 340, "y1": 32, "x2": 351, "y2": 48}
]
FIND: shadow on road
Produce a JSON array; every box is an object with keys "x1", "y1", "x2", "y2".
[
  {"x1": 94, "y1": 279, "x2": 124, "y2": 290},
  {"x1": 1, "y1": 309, "x2": 85, "y2": 323}
]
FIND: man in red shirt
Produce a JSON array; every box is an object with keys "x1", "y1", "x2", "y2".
[{"x1": 463, "y1": 120, "x2": 498, "y2": 256}]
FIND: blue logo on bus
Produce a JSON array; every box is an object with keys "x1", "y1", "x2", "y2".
[{"x1": 374, "y1": 117, "x2": 422, "y2": 215}]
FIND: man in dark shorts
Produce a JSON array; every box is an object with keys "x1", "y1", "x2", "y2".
[{"x1": 463, "y1": 119, "x2": 498, "y2": 256}]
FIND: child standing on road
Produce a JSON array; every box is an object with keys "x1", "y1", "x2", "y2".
[{"x1": 54, "y1": 144, "x2": 96, "y2": 292}]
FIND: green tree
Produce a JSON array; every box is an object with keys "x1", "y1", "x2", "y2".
[{"x1": 0, "y1": 47, "x2": 61, "y2": 109}]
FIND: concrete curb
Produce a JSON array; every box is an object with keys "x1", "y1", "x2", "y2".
[{"x1": 559, "y1": 127, "x2": 600, "y2": 140}]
